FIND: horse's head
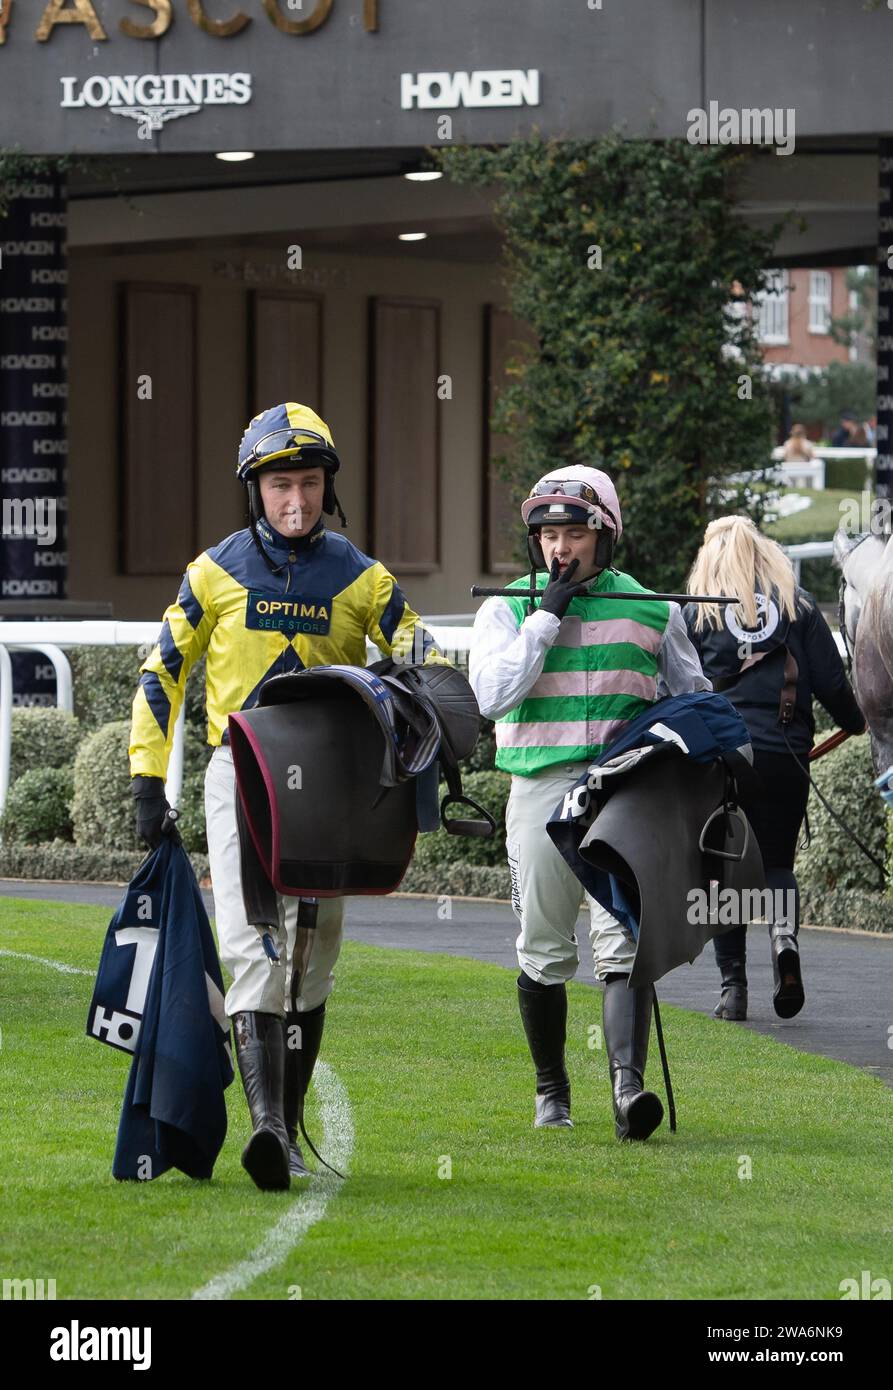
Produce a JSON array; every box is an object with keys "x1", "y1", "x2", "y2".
[{"x1": 834, "y1": 527, "x2": 893, "y2": 802}]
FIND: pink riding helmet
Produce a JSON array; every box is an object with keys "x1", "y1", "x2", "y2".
[{"x1": 520, "y1": 465, "x2": 623, "y2": 539}]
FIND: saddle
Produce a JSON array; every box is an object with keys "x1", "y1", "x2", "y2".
[
  {"x1": 227, "y1": 661, "x2": 494, "y2": 928},
  {"x1": 547, "y1": 692, "x2": 766, "y2": 987},
  {"x1": 574, "y1": 744, "x2": 764, "y2": 987}
]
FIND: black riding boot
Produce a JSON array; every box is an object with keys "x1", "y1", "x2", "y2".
[
  {"x1": 282, "y1": 1003, "x2": 326, "y2": 1178},
  {"x1": 232, "y1": 1011, "x2": 290, "y2": 1191},
  {"x1": 767, "y1": 869, "x2": 804, "y2": 1018},
  {"x1": 517, "y1": 974, "x2": 572, "y2": 1128},
  {"x1": 602, "y1": 973, "x2": 663, "y2": 1141},
  {"x1": 713, "y1": 925, "x2": 748, "y2": 1021}
]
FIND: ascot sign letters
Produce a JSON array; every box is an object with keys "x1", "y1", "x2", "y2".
[{"x1": 1, "y1": 0, "x2": 380, "y2": 44}]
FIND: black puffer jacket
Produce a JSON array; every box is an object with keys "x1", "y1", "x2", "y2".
[{"x1": 682, "y1": 587, "x2": 864, "y2": 755}]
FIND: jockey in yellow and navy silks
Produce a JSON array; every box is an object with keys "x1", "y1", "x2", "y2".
[
  {"x1": 128, "y1": 401, "x2": 441, "y2": 1191},
  {"x1": 129, "y1": 408, "x2": 436, "y2": 780}
]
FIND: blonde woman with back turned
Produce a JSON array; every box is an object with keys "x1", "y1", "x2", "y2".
[{"x1": 683, "y1": 516, "x2": 864, "y2": 1022}]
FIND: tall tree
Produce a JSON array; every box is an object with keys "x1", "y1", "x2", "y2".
[{"x1": 439, "y1": 135, "x2": 781, "y2": 588}]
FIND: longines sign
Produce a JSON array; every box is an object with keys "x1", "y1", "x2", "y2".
[{"x1": 59, "y1": 70, "x2": 251, "y2": 133}]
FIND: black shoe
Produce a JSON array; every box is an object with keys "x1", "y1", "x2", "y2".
[
  {"x1": 602, "y1": 974, "x2": 663, "y2": 1141},
  {"x1": 232, "y1": 1012, "x2": 291, "y2": 1191},
  {"x1": 517, "y1": 978, "x2": 573, "y2": 1129},
  {"x1": 534, "y1": 1088, "x2": 572, "y2": 1128},
  {"x1": 770, "y1": 923, "x2": 805, "y2": 1018},
  {"x1": 713, "y1": 958, "x2": 748, "y2": 1021},
  {"x1": 282, "y1": 1004, "x2": 326, "y2": 1178}
]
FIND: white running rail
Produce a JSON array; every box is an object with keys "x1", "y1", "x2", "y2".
[{"x1": 0, "y1": 619, "x2": 473, "y2": 823}]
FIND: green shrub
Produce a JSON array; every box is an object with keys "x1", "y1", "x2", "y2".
[
  {"x1": 798, "y1": 560, "x2": 839, "y2": 605},
  {"x1": 0, "y1": 767, "x2": 74, "y2": 844},
  {"x1": 812, "y1": 699, "x2": 836, "y2": 737},
  {"x1": 72, "y1": 719, "x2": 210, "y2": 854},
  {"x1": 72, "y1": 720, "x2": 140, "y2": 851},
  {"x1": 795, "y1": 736, "x2": 888, "y2": 894},
  {"x1": 172, "y1": 766, "x2": 210, "y2": 856},
  {"x1": 800, "y1": 885, "x2": 893, "y2": 933},
  {"x1": 9, "y1": 708, "x2": 80, "y2": 784},
  {"x1": 789, "y1": 360, "x2": 876, "y2": 439},
  {"x1": 412, "y1": 770, "x2": 511, "y2": 871},
  {"x1": 70, "y1": 645, "x2": 208, "y2": 741},
  {"x1": 463, "y1": 720, "x2": 496, "y2": 773},
  {"x1": 825, "y1": 457, "x2": 871, "y2": 492},
  {"x1": 70, "y1": 647, "x2": 145, "y2": 734},
  {"x1": 0, "y1": 838, "x2": 209, "y2": 885},
  {"x1": 438, "y1": 134, "x2": 779, "y2": 591},
  {"x1": 400, "y1": 860, "x2": 512, "y2": 900},
  {"x1": 181, "y1": 654, "x2": 209, "y2": 738}
]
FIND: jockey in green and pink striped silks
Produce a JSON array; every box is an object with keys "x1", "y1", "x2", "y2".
[{"x1": 493, "y1": 568, "x2": 670, "y2": 776}]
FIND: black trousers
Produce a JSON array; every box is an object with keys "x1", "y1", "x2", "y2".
[{"x1": 713, "y1": 750, "x2": 810, "y2": 967}]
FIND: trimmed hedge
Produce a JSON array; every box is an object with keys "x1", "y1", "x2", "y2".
[
  {"x1": 69, "y1": 645, "x2": 208, "y2": 741},
  {"x1": 824, "y1": 457, "x2": 871, "y2": 492},
  {"x1": 811, "y1": 698, "x2": 837, "y2": 738},
  {"x1": 411, "y1": 770, "x2": 510, "y2": 870},
  {"x1": 9, "y1": 708, "x2": 80, "y2": 784},
  {"x1": 71, "y1": 719, "x2": 210, "y2": 855},
  {"x1": 171, "y1": 767, "x2": 211, "y2": 856},
  {"x1": 463, "y1": 720, "x2": 497, "y2": 773},
  {"x1": 800, "y1": 885, "x2": 893, "y2": 934},
  {"x1": 72, "y1": 721, "x2": 142, "y2": 852},
  {"x1": 69, "y1": 646, "x2": 146, "y2": 735},
  {"x1": 0, "y1": 767, "x2": 74, "y2": 844},
  {"x1": 399, "y1": 859, "x2": 512, "y2": 900},
  {"x1": 795, "y1": 735, "x2": 888, "y2": 894},
  {"x1": 0, "y1": 839, "x2": 209, "y2": 885}
]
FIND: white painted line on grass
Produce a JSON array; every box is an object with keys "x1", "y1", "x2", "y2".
[
  {"x1": 3, "y1": 946, "x2": 355, "y2": 1297},
  {"x1": 191, "y1": 1059, "x2": 355, "y2": 1301},
  {"x1": 0, "y1": 949, "x2": 92, "y2": 976}
]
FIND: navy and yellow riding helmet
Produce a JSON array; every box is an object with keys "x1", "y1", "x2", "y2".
[{"x1": 237, "y1": 402, "x2": 346, "y2": 526}]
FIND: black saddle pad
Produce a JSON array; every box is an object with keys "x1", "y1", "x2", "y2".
[{"x1": 229, "y1": 685, "x2": 418, "y2": 896}]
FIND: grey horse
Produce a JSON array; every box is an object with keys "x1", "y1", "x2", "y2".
[{"x1": 833, "y1": 527, "x2": 893, "y2": 802}]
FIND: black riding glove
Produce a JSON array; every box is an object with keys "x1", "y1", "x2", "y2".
[
  {"x1": 131, "y1": 774, "x2": 171, "y2": 850},
  {"x1": 539, "y1": 558, "x2": 590, "y2": 619}
]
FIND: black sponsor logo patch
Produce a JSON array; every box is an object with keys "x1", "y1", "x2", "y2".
[{"x1": 245, "y1": 590, "x2": 332, "y2": 637}]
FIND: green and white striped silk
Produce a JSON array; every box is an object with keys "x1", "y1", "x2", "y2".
[{"x1": 494, "y1": 569, "x2": 670, "y2": 776}]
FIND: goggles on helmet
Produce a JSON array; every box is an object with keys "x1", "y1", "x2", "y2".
[
  {"x1": 244, "y1": 427, "x2": 330, "y2": 472},
  {"x1": 527, "y1": 478, "x2": 603, "y2": 506}
]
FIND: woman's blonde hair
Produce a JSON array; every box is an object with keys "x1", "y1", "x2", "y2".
[{"x1": 686, "y1": 515, "x2": 801, "y2": 632}]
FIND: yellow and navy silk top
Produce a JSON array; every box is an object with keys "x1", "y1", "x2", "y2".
[{"x1": 129, "y1": 516, "x2": 441, "y2": 781}]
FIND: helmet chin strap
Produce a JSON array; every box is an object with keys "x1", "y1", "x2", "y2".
[{"x1": 246, "y1": 479, "x2": 281, "y2": 576}]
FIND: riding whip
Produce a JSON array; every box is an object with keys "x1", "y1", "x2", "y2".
[{"x1": 471, "y1": 587, "x2": 740, "y2": 605}]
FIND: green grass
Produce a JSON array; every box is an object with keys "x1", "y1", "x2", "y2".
[
  {"x1": 764, "y1": 487, "x2": 861, "y2": 543},
  {"x1": 1, "y1": 897, "x2": 891, "y2": 1300}
]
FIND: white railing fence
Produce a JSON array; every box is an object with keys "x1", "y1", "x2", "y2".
[
  {"x1": 769, "y1": 445, "x2": 876, "y2": 493},
  {"x1": 0, "y1": 548, "x2": 842, "y2": 828},
  {"x1": 0, "y1": 620, "x2": 471, "y2": 826}
]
